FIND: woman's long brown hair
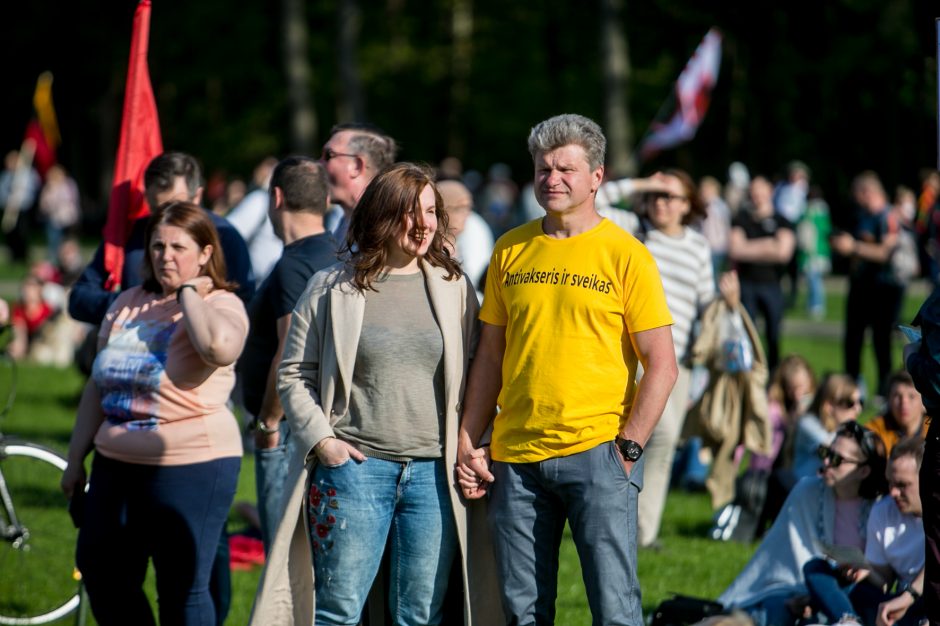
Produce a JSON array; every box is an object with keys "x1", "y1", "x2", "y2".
[{"x1": 344, "y1": 162, "x2": 461, "y2": 291}]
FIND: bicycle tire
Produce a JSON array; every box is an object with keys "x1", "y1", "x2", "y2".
[{"x1": 0, "y1": 441, "x2": 81, "y2": 625}]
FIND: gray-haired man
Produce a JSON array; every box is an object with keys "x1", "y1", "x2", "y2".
[{"x1": 457, "y1": 114, "x2": 677, "y2": 624}]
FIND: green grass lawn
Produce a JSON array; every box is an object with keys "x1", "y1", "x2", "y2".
[{"x1": 0, "y1": 281, "x2": 933, "y2": 624}]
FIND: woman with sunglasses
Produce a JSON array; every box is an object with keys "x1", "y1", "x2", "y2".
[
  {"x1": 791, "y1": 374, "x2": 863, "y2": 482},
  {"x1": 718, "y1": 422, "x2": 887, "y2": 626}
]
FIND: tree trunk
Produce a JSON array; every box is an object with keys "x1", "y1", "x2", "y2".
[
  {"x1": 337, "y1": 0, "x2": 365, "y2": 122},
  {"x1": 446, "y1": 0, "x2": 473, "y2": 160},
  {"x1": 599, "y1": 0, "x2": 636, "y2": 177},
  {"x1": 282, "y1": 0, "x2": 317, "y2": 153}
]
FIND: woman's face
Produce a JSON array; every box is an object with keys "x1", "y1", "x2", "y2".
[
  {"x1": 821, "y1": 434, "x2": 869, "y2": 494},
  {"x1": 389, "y1": 184, "x2": 438, "y2": 262},
  {"x1": 646, "y1": 175, "x2": 690, "y2": 235},
  {"x1": 150, "y1": 224, "x2": 211, "y2": 295},
  {"x1": 827, "y1": 390, "x2": 862, "y2": 425},
  {"x1": 889, "y1": 382, "x2": 925, "y2": 433},
  {"x1": 786, "y1": 367, "x2": 814, "y2": 404}
]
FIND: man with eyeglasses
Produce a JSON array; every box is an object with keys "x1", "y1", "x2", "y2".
[
  {"x1": 319, "y1": 123, "x2": 398, "y2": 242},
  {"x1": 803, "y1": 436, "x2": 925, "y2": 626}
]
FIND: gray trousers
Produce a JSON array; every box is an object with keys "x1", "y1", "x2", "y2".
[{"x1": 488, "y1": 441, "x2": 644, "y2": 626}]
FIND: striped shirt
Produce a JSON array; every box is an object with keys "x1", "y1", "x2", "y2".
[{"x1": 644, "y1": 227, "x2": 716, "y2": 361}]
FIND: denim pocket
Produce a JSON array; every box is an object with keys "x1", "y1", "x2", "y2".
[
  {"x1": 609, "y1": 441, "x2": 632, "y2": 482},
  {"x1": 321, "y1": 456, "x2": 353, "y2": 470}
]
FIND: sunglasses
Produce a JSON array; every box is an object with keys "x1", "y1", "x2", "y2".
[
  {"x1": 835, "y1": 396, "x2": 862, "y2": 410},
  {"x1": 817, "y1": 444, "x2": 865, "y2": 468}
]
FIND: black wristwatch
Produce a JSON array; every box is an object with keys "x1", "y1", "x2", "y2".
[
  {"x1": 615, "y1": 436, "x2": 643, "y2": 462},
  {"x1": 901, "y1": 582, "x2": 921, "y2": 602}
]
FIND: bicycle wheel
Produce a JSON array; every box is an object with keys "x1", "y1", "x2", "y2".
[{"x1": 0, "y1": 441, "x2": 81, "y2": 625}]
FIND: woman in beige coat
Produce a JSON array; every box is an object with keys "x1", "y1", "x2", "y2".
[{"x1": 250, "y1": 163, "x2": 502, "y2": 626}]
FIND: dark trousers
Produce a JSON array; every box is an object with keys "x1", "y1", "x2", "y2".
[
  {"x1": 77, "y1": 454, "x2": 240, "y2": 626},
  {"x1": 844, "y1": 278, "x2": 904, "y2": 396},
  {"x1": 923, "y1": 423, "x2": 940, "y2": 625},
  {"x1": 740, "y1": 280, "x2": 785, "y2": 372}
]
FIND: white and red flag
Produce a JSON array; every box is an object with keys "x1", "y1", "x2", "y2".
[{"x1": 639, "y1": 28, "x2": 722, "y2": 160}]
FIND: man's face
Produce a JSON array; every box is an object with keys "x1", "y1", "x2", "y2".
[
  {"x1": 888, "y1": 382, "x2": 925, "y2": 433},
  {"x1": 147, "y1": 175, "x2": 193, "y2": 208},
  {"x1": 321, "y1": 130, "x2": 360, "y2": 210},
  {"x1": 887, "y1": 455, "x2": 921, "y2": 516},
  {"x1": 749, "y1": 177, "x2": 773, "y2": 206},
  {"x1": 855, "y1": 181, "x2": 887, "y2": 214},
  {"x1": 534, "y1": 145, "x2": 603, "y2": 216}
]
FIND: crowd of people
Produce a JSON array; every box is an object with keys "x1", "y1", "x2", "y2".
[{"x1": 0, "y1": 111, "x2": 937, "y2": 626}]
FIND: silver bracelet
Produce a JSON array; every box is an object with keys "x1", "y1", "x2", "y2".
[{"x1": 254, "y1": 420, "x2": 280, "y2": 435}]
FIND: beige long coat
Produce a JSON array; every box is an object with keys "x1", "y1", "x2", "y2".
[{"x1": 249, "y1": 261, "x2": 503, "y2": 625}]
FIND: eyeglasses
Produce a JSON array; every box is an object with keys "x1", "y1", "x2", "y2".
[
  {"x1": 649, "y1": 191, "x2": 688, "y2": 203},
  {"x1": 835, "y1": 396, "x2": 862, "y2": 410},
  {"x1": 817, "y1": 444, "x2": 865, "y2": 468},
  {"x1": 321, "y1": 148, "x2": 359, "y2": 162}
]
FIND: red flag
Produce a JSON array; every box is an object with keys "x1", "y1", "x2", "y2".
[
  {"x1": 102, "y1": 0, "x2": 163, "y2": 291},
  {"x1": 23, "y1": 72, "x2": 60, "y2": 178},
  {"x1": 639, "y1": 29, "x2": 722, "y2": 160}
]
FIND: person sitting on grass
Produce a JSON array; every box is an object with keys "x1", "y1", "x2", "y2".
[
  {"x1": 801, "y1": 436, "x2": 924, "y2": 626},
  {"x1": 718, "y1": 421, "x2": 887, "y2": 626},
  {"x1": 865, "y1": 371, "x2": 927, "y2": 455},
  {"x1": 790, "y1": 373, "x2": 863, "y2": 482}
]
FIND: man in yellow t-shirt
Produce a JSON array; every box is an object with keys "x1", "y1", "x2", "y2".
[{"x1": 456, "y1": 114, "x2": 677, "y2": 625}]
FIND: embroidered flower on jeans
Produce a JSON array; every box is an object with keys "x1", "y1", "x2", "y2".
[{"x1": 308, "y1": 483, "x2": 339, "y2": 553}]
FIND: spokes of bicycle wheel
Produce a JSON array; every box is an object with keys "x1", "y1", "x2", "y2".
[{"x1": 0, "y1": 445, "x2": 80, "y2": 625}]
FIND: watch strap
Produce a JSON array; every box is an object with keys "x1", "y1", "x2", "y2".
[{"x1": 176, "y1": 283, "x2": 198, "y2": 303}]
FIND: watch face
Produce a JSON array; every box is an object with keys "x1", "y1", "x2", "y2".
[{"x1": 618, "y1": 438, "x2": 642, "y2": 462}]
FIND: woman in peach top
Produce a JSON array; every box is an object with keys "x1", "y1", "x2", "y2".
[{"x1": 61, "y1": 202, "x2": 249, "y2": 626}]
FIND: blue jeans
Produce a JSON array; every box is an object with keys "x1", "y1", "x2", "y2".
[
  {"x1": 255, "y1": 419, "x2": 291, "y2": 553},
  {"x1": 742, "y1": 591, "x2": 798, "y2": 626},
  {"x1": 77, "y1": 453, "x2": 240, "y2": 626},
  {"x1": 309, "y1": 456, "x2": 457, "y2": 626},
  {"x1": 804, "y1": 267, "x2": 825, "y2": 317},
  {"x1": 488, "y1": 441, "x2": 644, "y2": 626},
  {"x1": 804, "y1": 558, "x2": 925, "y2": 626}
]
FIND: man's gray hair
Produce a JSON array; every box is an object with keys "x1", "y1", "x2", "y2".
[
  {"x1": 527, "y1": 114, "x2": 606, "y2": 170},
  {"x1": 331, "y1": 123, "x2": 398, "y2": 172}
]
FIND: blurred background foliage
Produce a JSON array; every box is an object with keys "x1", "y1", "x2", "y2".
[{"x1": 1, "y1": 0, "x2": 937, "y2": 230}]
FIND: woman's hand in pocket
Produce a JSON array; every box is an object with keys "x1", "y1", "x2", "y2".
[{"x1": 315, "y1": 436, "x2": 366, "y2": 467}]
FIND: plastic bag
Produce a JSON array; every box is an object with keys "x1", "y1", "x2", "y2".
[{"x1": 717, "y1": 309, "x2": 753, "y2": 373}]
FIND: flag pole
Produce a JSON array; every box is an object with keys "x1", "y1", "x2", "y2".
[{"x1": 936, "y1": 18, "x2": 939, "y2": 170}]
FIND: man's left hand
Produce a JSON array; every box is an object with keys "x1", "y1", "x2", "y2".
[{"x1": 876, "y1": 590, "x2": 914, "y2": 626}]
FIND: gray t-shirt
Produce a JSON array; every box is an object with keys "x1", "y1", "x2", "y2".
[{"x1": 335, "y1": 271, "x2": 445, "y2": 460}]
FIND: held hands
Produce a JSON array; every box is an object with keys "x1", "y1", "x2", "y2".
[
  {"x1": 455, "y1": 444, "x2": 494, "y2": 500},
  {"x1": 314, "y1": 436, "x2": 366, "y2": 467}
]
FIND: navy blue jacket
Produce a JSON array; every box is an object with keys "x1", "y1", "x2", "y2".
[{"x1": 68, "y1": 211, "x2": 255, "y2": 325}]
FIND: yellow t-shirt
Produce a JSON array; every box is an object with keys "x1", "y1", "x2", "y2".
[{"x1": 480, "y1": 218, "x2": 673, "y2": 462}]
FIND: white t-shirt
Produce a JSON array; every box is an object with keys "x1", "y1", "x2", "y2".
[
  {"x1": 226, "y1": 188, "x2": 283, "y2": 284},
  {"x1": 864, "y1": 496, "x2": 925, "y2": 586}
]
